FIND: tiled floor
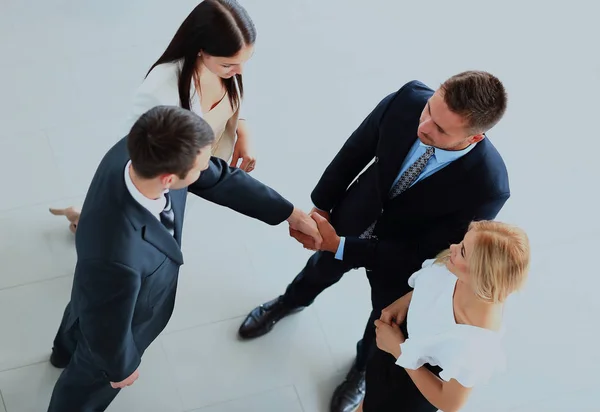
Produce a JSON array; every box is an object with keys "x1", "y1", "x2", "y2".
[{"x1": 0, "y1": 0, "x2": 598, "y2": 411}]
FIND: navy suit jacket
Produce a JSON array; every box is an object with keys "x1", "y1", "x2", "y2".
[
  {"x1": 65, "y1": 137, "x2": 293, "y2": 382},
  {"x1": 311, "y1": 81, "x2": 510, "y2": 296}
]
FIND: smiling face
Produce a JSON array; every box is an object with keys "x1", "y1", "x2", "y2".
[
  {"x1": 417, "y1": 90, "x2": 485, "y2": 151},
  {"x1": 201, "y1": 44, "x2": 254, "y2": 79}
]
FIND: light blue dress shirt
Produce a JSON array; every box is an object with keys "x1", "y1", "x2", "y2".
[{"x1": 334, "y1": 140, "x2": 476, "y2": 260}]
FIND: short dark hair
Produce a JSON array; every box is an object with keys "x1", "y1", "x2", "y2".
[
  {"x1": 127, "y1": 105, "x2": 214, "y2": 179},
  {"x1": 441, "y1": 71, "x2": 508, "y2": 134}
]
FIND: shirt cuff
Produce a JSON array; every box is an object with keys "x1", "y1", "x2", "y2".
[{"x1": 335, "y1": 237, "x2": 346, "y2": 260}]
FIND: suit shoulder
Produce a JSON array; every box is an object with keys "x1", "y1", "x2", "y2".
[
  {"x1": 385, "y1": 80, "x2": 434, "y2": 118},
  {"x1": 476, "y1": 138, "x2": 510, "y2": 194},
  {"x1": 75, "y1": 208, "x2": 137, "y2": 262}
]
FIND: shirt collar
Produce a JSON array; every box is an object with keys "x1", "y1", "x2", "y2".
[
  {"x1": 419, "y1": 141, "x2": 477, "y2": 165},
  {"x1": 124, "y1": 160, "x2": 168, "y2": 218}
]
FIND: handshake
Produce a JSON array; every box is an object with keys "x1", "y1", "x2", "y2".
[{"x1": 286, "y1": 207, "x2": 340, "y2": 253}]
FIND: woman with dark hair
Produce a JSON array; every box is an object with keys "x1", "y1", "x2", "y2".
[{"x1": 50, "y1": 0, "x2": 257, "y2": 233}]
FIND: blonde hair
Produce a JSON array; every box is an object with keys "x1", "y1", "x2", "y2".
[{"x1": 435, "y1": 220, "x2": 530, "y2": 303}]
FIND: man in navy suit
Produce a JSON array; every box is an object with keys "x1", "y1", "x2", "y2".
[
  {"x1": 238, "y1": 71, "x2": 510, "y2": 412},
  {"x1": 47, "y1": 106, "x2": 321, "y2": 411}
]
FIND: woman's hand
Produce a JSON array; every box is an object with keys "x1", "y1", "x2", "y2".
[
  {"x1": 231, "y1": 121, "x2": 256, "y2": 172},
  {"x1": 374, "y1": 319, "x2": 405, "y2": 359}
]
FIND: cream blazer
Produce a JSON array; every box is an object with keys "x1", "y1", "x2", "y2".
[{"x1": 124, "y1": 60, "x2": 242, "y2": 162}]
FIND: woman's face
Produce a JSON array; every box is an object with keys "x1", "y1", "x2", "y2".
[
  {"x1": 446, "y1": 230, "x2": 477, "y2": 283},
  {"x1": 201, "y1": 44, "x2": 254, "y2": 79}
]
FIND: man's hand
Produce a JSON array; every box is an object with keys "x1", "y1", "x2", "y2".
[
  {"x1": 289, "y1": 211, "x2": 340, "y2": 253},
  {"x1": 110, "y1": 368, "x2": 139, "y2": 389},
  {"x1": 310, "y1": 207, "x2": 330, "y2": 222},
  {"x1": 374, "y1": 319, "x2": 405, "y2": 359},
  {"x1": 310, "y1": 213, "x2": 340, "y2": 253},
  {"x1": 287, "y1": 208, "x2": 322, "y2": 250}
]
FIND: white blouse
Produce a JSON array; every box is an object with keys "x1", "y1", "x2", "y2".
[
  {"x1": 396, "y1": 259, "x2": 506, "y2": 388},
  {"x1": 123, "y1": 60, "x2": 244, "y2": 153}
]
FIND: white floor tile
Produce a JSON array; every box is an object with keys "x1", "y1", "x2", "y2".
[
  {"x1": 0, "y1": 203, "x2": 78, "y2": 289},
  {"x1": 0, "y1": 131, "x2": 66, "y2": 212},
  {"x1": 189, "y1": 386, "x2": 303, "y2": 412},
  {"x1": 161, "y1": 315, "x2": 335, "y2": 411},
  {"x1": 312, "y1": 271, "x2": 372, "y2": 373},
  {"x1": 509, "y1": 388, "x2": 599, "y2": 411},
  {"x1": 0, "y1": 277, "x2": 72, "y2": 371},
  {"x1": 45, "y1": 121, "x2": 125, "y2": 199},
  {"x1": 0, "y1": 340, "x2": 182, "y2": 412},
  {"x1": 0, "y1": 362, "x2": 62, "y2": 412},
  {"x1": 294, "y1": 371, "x2": 345, "y2": 412}
]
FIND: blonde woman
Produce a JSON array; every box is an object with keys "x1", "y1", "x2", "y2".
[
  {"x1": 359, "y1": 221, "x2": 530, "y2": 412},
  {"x1": 50, "y1": 0, "x2": 257, "y2": 233}
]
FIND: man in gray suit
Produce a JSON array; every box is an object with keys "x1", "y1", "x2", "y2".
[{"x1": 47, "y1": 105, "x2": 320, "y2": 411}]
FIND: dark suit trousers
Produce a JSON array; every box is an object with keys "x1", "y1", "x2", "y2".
[
  {"x1": 283, "y1": 251, "x2": 400, "y2": 371},
  {"x1": 48, "y1": 303, "x2": 120, "y2": 412},
  {"x1": 362, "y1": 321, "x2": 440, "y2": 412}
]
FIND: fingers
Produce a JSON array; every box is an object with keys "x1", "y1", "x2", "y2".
[
  {"x1": 240, "y1": 156, "x2": 256, "y2": 172},
  {"x1": 289, "y1": 228, "x2": 318, "y2": 250},
  {"x1": 311, "y1": 212, "x2": 325, "y2": 223},
  {"x1": 379, "y1": 309, "x2": 394, "y2": 325},
  {"x1": 230, "y1": 151, "x2": 240, "y2": 168},
  {"x1": 49, "y1": 207, "x2": 67, "y2": 216}
]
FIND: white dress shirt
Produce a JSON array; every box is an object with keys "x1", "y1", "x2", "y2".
[{"x1": 123, "y1": 160, "x2": 168, "y2": 221}]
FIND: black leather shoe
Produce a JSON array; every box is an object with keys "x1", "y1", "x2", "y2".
[
  {"x1": 238, "y1": 296, "x2": 304, "y2": 339},
  {"x1": 49, "y1": 348, "x2": 71, "y2": 369},
  {"x1": 330, "y1": 363, "x2": 366, "y2": 412}
]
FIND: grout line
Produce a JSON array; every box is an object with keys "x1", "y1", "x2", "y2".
[
  {"x1": 0, "y1": 388, "x2": 7, "y2": 412},
  {"x1": 293, "y1": 385, "x2": 306, "y2": 412},
  {"x1": 0, "y1": 274, "x2": 72, "y2": 293},
  {"x1": 157, "y1": 338, "x2": 186, "y2": 412},
  {"x1": 312, "y1": 305, "x2": 343, "y2": 374},
  {"x1": 161, "y1": 314, "x2": 248, "y2": 337},
  {"x1": 0, "y1": 359, "x2": 47, "y2": 375},
  {"x1": 181, "y1": 384, "x2": 294, "y2": 412}
]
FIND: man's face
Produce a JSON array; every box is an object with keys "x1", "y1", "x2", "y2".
[{"x1": 417, "y1": 90, "x2": 484, "y2": 151}]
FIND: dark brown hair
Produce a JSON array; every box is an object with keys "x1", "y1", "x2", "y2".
[
  {"x1": 441, "y1": 71, "x2": 508, "y2": 133},
  {"x1": 148, "y1": 0, "x2": 256, "y2": 112},
  {"x1": 128, "y1": 106, "x2": 215, "y2": 179}
]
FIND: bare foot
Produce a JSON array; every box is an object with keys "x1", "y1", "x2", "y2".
[{"x1": 49, "y1": 206, "x2": 81, "y2": 234}]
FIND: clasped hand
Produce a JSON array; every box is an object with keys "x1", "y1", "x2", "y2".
[{"x1": 288, "y1": 208, "x2": 340, "y2": 253}]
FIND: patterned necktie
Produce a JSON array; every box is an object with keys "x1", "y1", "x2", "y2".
[
  {"x1": 160, "y1": 193, "x2": 175, "y2": 236},
  {"x1": 360, "y1": 146, "x2": 435, "y2": 239}
]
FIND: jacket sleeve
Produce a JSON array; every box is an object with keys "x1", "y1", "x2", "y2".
[
  {"x1": 187, "y1": 156, "x2": 294, "y2": 225},
  {"x1": 75, "y1": 259, "x2": 142, "y2": 383},
  {"x1": 341, "y1": 194, "x2": 510, "y2": 271},
  {"x1": 310, "y1": 91, "x2": 399, "y2": 211}
]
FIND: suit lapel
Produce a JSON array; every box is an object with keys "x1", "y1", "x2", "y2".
[
  {"x1": 141, "y1": 218, "x2": 184, "y2": 265},
  {"x1": 122, "y1": 186, "x2": 185, "y2": 266}
]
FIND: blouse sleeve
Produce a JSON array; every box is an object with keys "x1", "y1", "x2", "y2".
[
  {"x1": 397, "y1": 333, "x2": 506, "y2": 388},
  {"x1": 125, "y1": 63, "x2": 182, "y2": 132},
  {"x1": 407, "y1": 258, "x2": 437, "y2": 288}
]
